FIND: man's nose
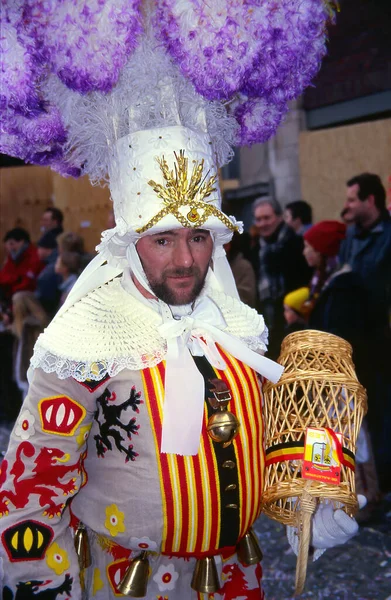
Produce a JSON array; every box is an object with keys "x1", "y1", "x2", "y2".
[{"x1": 172, "y1": 240, "x2": 194, "y2": 268}]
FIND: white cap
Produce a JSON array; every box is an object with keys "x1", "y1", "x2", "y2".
[{"x1": 98, "y1": 125, "x2": 242, "y2": 269}]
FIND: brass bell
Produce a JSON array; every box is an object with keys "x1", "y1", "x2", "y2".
[
  {"x1": 207, "y1": 378, "x2": 240, "y2": 447},
  {"x1": 74, "y1": 523, "x2": 91, "y2": 569},
  {"x1": 237, "y1": 529, "x2": 263, "y2": 565},
  {"x1": 117, "y1": 551, "x2": 150, "y2": 597},
  {"x1": 191, "y1": 556, "x2": 221, "y2": 593},
  {"x1": 207, "y1": 410, "x2": 240, "y2": 446}
]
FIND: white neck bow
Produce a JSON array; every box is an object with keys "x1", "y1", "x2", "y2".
[{"x1": 158, "y1": 296, "x2": 283, "y2": 455}]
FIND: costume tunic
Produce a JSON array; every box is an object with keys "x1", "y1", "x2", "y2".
[{"x1": 0, "y1": 277, "x2": 268, "y2": 599}]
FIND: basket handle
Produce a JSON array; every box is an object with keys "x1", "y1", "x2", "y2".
[{"x1": 295, "y1": 482, "x2": 317, "y2": 595}]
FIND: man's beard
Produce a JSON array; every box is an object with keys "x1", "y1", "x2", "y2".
[{"x1": 147, "y1": 266, "x2": 208, "y2": 305}]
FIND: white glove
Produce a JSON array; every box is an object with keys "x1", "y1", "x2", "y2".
[
  {"x1": 312, "y1": 494, "x2": 366, "y2": 549},
  {"x1": 287, "y1": 495, "x2": 366, "y2": 560}
]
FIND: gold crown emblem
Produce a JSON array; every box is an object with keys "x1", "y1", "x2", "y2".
[{"x1": 136, "y1": 150, "x2": 237, "y2": 234}]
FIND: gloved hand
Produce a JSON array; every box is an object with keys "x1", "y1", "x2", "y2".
[
  {"x1": 286, "y1": 495, "x2": 366, "y2": 560},
  {"x1": 311, "y1": 494, "x2": 366, "y2": 549}
]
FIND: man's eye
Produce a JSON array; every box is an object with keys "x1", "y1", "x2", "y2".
[
  {"x1": 192, "y1": 235, "x2": 206, "y2": 243},
  {"x1": 155, "y1": 238, "x2": 168, "y2": 246}
]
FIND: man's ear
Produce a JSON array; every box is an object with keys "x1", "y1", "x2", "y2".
[{"x1": 366, "y1": 194, "x2": 376, "y2": 208}]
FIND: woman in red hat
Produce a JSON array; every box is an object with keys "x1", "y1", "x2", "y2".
[
  {"x1": 303, "y1": 220, "x2": 346, "y2": 311},
  {"x1": 302, "y1": 220, "x2": 375, "y2": 359},
  {"x1": 303, "y1": 220, "x2": 367, "y2": 340}
]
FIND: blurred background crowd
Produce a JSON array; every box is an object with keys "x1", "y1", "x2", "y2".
[{"x1": 0, "y1": 207, "x2": 94, "y2": 409}]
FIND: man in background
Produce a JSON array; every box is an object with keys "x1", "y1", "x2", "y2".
[
  {"x1": 40, "y1": 206, "x2": 64, "y2": 237},
  {"x1": 251, "y1": 198, "x2": 311, "y2": 359},
  {"x1": 340, "y1": 173, "x2": 391, "y2": 285},
  {"x1": 339, "y1": 172, "x2": 391, "y2": 492},
  {"x1": 284, "y1": 200, "x2": 313, "y2": 236}
]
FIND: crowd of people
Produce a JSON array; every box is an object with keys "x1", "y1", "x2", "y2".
[
  {"x1": 230, "y1": 172, "x2": 391, "y2": 514},
  {"x1": 0, "y1": 207, "x2": 90, "y2": 420}
]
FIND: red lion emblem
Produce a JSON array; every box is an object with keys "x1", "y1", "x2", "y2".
[{"x1": 0, "y1": 441, "x2": 85, "y2": 519}]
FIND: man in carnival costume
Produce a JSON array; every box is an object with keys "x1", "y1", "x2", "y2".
[{"x1": 0, "y1": 1, "x2": 363, "y2": 598}]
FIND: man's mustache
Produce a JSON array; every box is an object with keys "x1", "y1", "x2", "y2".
[{"x1": 164, "y1": 267, "x2": 198, "y2": 277}]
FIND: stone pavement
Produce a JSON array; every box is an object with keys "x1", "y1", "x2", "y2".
[
  {"x1": 1, "y1": 422, "x2": 390, "y2": 600},
  {"x1": 254, "y1": 507, "x2": 391, "y2": 600}
]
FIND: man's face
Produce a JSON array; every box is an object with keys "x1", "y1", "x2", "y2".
[
  {"x1": 254, "y1": 203, "x2": 282, "y2": 239},
  {"x1": 41, "y1": 211, "x2": 56, "y2": 232},
  {"x1": 343, "y1": 184, "x2": 370, "y2": 226},
  {"x1": 284, "y1": 209, "x2": 301, "y2": 233},
  {"x1": 5, "y1": 238, "x2": 24, "y2": 257},
  {"x1": 136, "y1": 228, "x2": 214, "y2": 305}
]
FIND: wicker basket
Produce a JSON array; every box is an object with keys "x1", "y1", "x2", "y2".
[{"x1": 262, "y1": 330, "x2": 367, "y2": 594}]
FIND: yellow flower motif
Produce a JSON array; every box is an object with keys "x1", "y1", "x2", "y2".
[
  {"x1": 76, "y1": 423, "x2": 92, "y2": 449},
  {"x1": 46, "y1": 542, "x2": 70, "y2": 575},
  {"x1": 92, "y1": 567, "x2": 104, "y2": 596},
  {"x1": 104, "y1": 504, "x2": 126, "y2": 537}
]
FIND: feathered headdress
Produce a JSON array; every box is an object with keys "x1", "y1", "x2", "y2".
[{"x1": 1, "y1": 0, "x2": 335, "y2": 181}]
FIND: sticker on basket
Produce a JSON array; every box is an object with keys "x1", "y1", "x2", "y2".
[{"x1": 302, "y1": 427, "x2": 343, "y2": 485}]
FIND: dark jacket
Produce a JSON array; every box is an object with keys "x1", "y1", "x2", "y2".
[
  {"x1": 309, "y1": 269, "x2": 372, "y2": 383},
  {"x1": 50, "y1": 225, "x2": 64, "y2": 238},
  {"x1": 251, "y1": 223, "x2": 311, "y2": 302},
  {"x1": 339, "y1": 216, "x2": 391, "y2": 332}
]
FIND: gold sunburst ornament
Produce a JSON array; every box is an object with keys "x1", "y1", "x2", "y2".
[{"x1": 136, "y1": 150, "x2": 238, "y2": 234}]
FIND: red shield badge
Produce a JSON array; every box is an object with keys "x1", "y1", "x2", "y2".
[
  {"x1": 38, "y1": 396, "x2": 86, "y2": 436},
  {"x1": 107, "y1": 558, "x2": 132, "y2": 596}
]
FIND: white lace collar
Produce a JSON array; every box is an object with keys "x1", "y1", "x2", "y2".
[{"x1": 30, "y1": 276, "x2": 269, "y2": 382}]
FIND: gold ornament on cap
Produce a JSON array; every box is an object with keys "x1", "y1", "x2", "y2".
[
  {"x1": 206, "y1": 379, "x2": 240, "y2": 447},
  {"x1": 191, "y1": 556, "x2": 221, "y2": 593},
  {"x1": 117, "y1": 551, "x2": 150, "y2": 597},
  {"x1": 187, "y1": 207, "x2": 201, "y2": 223},
  {"x1": 136, "y1": 150, "x2": 238, "y2": 233}
]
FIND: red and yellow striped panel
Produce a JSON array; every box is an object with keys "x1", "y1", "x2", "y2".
[
  {"x1": 141, "y1": 349, "x2": 264, "y2": 557},
  {"x1": 216, "y1": 349, "x2": 265, "y2": 538}
]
